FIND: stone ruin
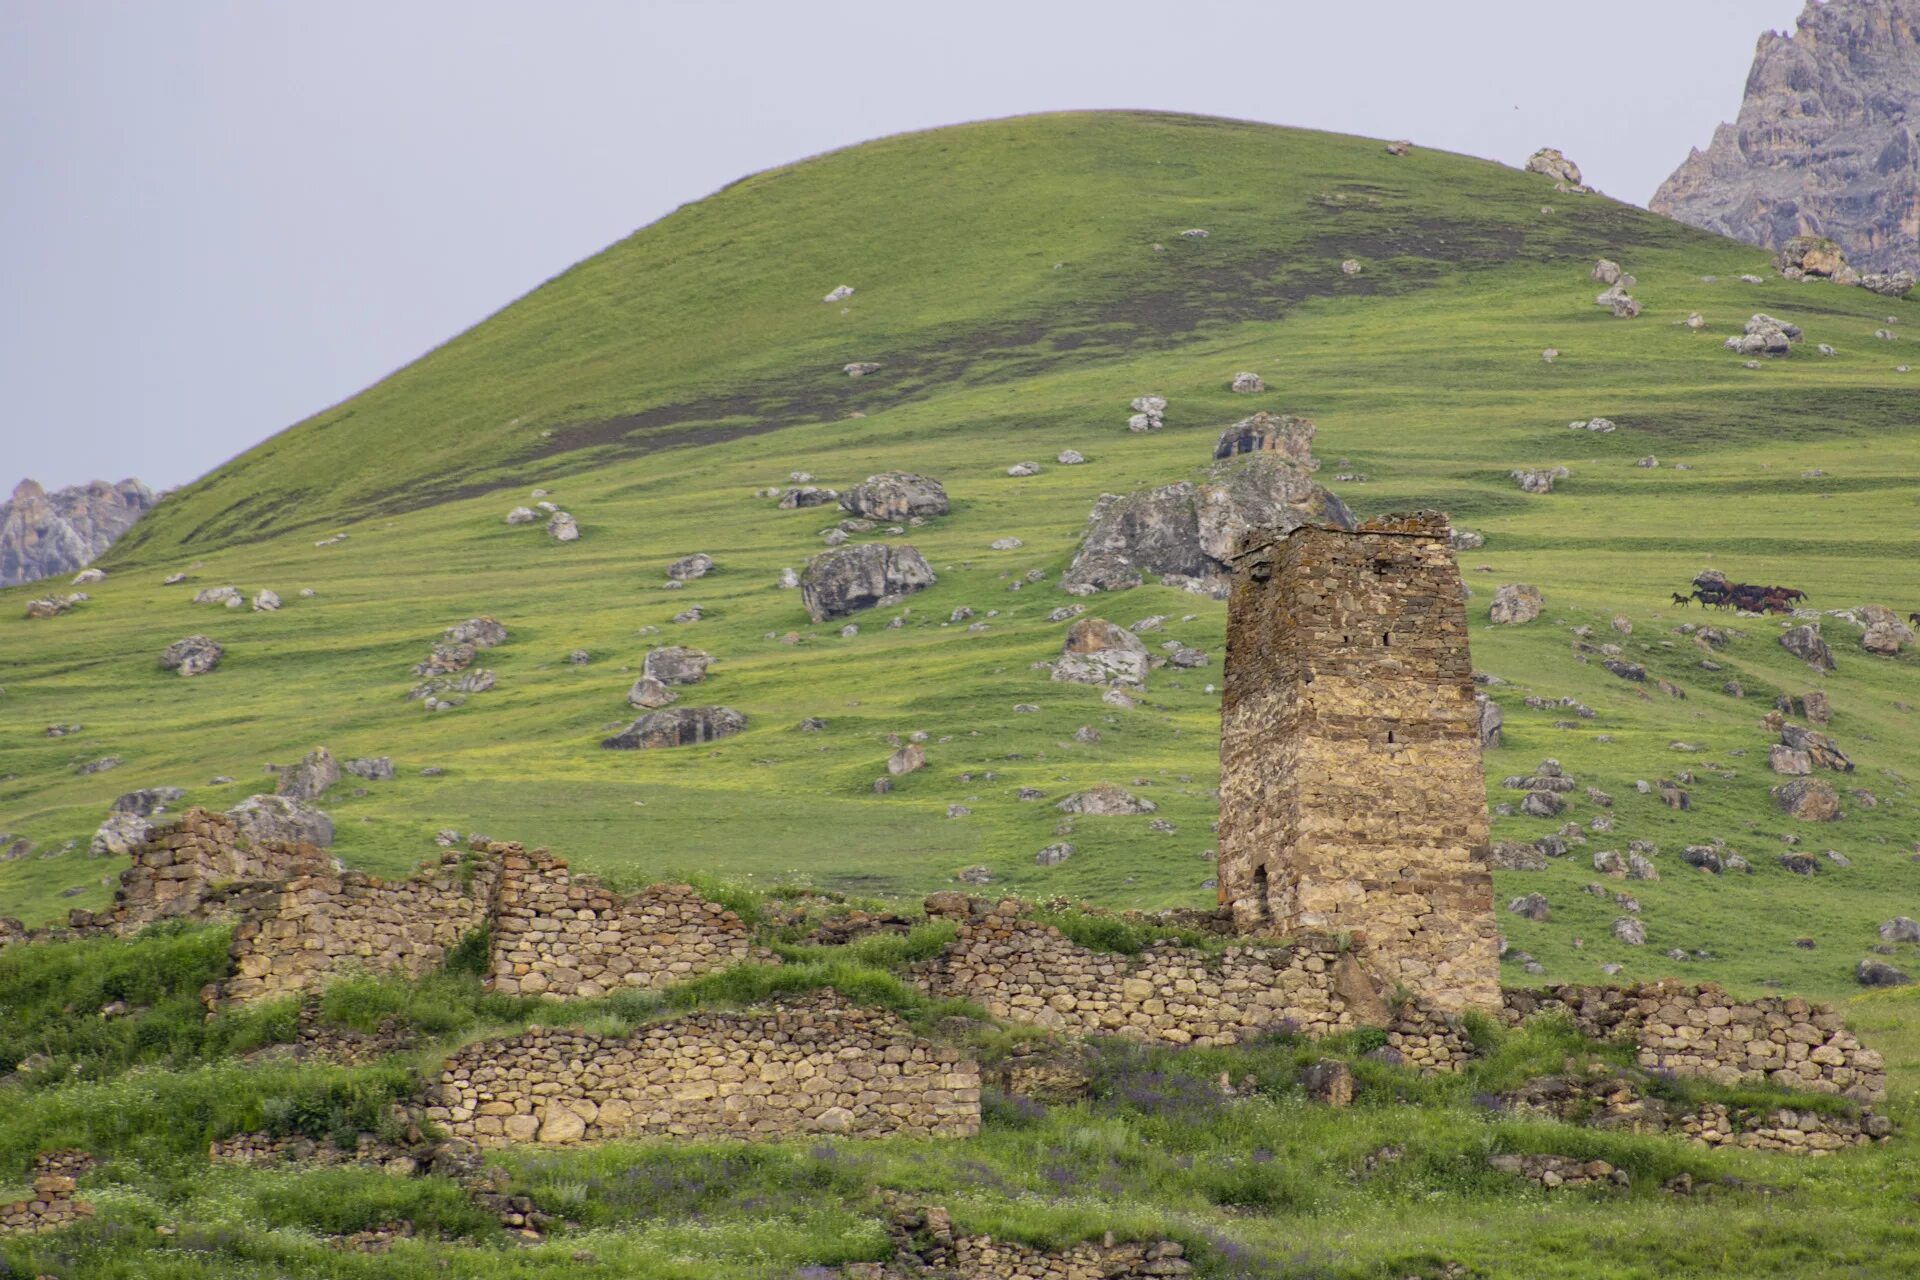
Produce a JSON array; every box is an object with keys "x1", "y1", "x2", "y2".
[{"x1": 1217, "y1": 512, "x2": 1499, "y2": 1014}]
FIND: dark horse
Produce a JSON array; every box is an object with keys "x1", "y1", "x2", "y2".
[{"x1": 1670, "y1": 592, "x2": 1691, "y2": 607}]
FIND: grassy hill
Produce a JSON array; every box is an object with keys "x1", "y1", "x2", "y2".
[{"x1": 1, "y1": 110, "x2": 1918, "y2": 1277}]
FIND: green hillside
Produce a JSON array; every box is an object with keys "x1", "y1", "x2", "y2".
[{"x1": 1, "y1": 110, "x2": 1918, "y2": 1276}]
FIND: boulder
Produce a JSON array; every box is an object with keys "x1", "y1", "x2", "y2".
[
  {"x1": 1856, "y1": 960, "x2": 1911, "y2": 988},
  {"x1": 1487, "y1": 841, "x2": 1545, "y2": 871},
  {"x1": 1229, "y1": 371, "x2": 1265, "y2": 394},
  {"x1": 1772, "y1": 778, "x2": 1842, "y2": 822},
  {"x1": 643, "y1": 645, "x2": 710, "y2": 685},
  {"x1": 800, "y1": 543, "x2": 935, "y2": 621},
  {"x1": 1007, "y1": 461, "x2": 1041, "y2": 476},
  {"x1": 1769, "y1": 745, "x2": 1812, "y2": 776},
  {"x1": 1780, "y1": 625, "x2": 1836, "y2": 670},
  {"x1": 252, "y1": 589, "x2": 280, "y2": 611},
  {"x1": 601, "y1": 706, "x2": 746, "y2": 750},
  {"x1": 839, "y1": 472, "x2": 949, "y2": 521},
  {"x1": 159, "y1": 634, "x2": 222, "y2": 677},
  {"x1": 1612, "y1": 917, "x2": 1646, "y2": 946},
  {"x1": 505, "y1": 506, "x2": 537, "y2": 525},
  {"x1": 1056, "y1": 784, "x2": 1156, "y2": 816},
  {"x1": 445, "y1": 617, "x2": 508, "y2": 648},
  {"x1": 1056, "y1": 450, "x2": 1085, "y2": 465},
  {"x1": 1511, "y1": 468, "x2": 1562, "y2": 494},
  {"x1": 1475, "y1": 692, "x2": 1503, "y2": 748},
  {"x1": 1592, "y1": 259, "x2": 1624, "y2": 285},
  {"x1": 1781, "y1": 723, "x2": 1851, "y2": 772},
  {"x1": 1777, "y1": 235, "x2": 1848, "y2": 278},
  {"x1": 886, "y1": 744, "x2": 925, "y2": 776},
  {"x1": 275, "y1": 748, "x2": 340, "y2": 802},
  {"x1": 1488, "y1": 584, "x2": 1543, "y2": 626},
  {"x1": 823, "y1": 285, "x2": 854, "y2": 303},
  {"x1": 1052, "y1": 618, "x2": 1149, "y2": 688},
  {"x1": 1724, "y1": 313, "x2": 1801, "y2": 357},
  {"x1": 779, "y1": 486, "x2": 838, "y2": 509},
  {"x1": 1877, "y1": 917, "x2": 1920, "y2": 944},
  {"x1": 226, "y1": 794, "x2": 334, "y2": 848},
  {"x1": 1034, "y1": 843, "x2": 1074, "y2": 866},
  {"x1": 1508, "y1": 893, "x2": 1551, "y2": 922},
  {"x1": 666, "y1": 553, "x2": 713, "y2": 581},
  {"x1": 1061, "y1": 449, "x2": 1353, "y2": 597},
  {"x1": 627, "y1": 677, "x2": 678, "y2": 709},
  {"x1": 111, "y1": 787, "x2": 185, "y2": 817},
  {"x1": 1526, "y1": 147, "x2": 1583, "y2": 185},
  {"x1": 1301, "y1": 1059, "x2": 1353, "y2": 1107},
  {"x1": 90, "y1": 810, "x2": 151, "y2": 858},
  {"x1": 343, "y1": 757, "x2": 394, "y2": 781},
  {"x1": 1211, "y1": 411, "x2": 1319, "y2": 465},
  {"x1": 546, "y1": 511, "x2": 579, "y2": 542}
]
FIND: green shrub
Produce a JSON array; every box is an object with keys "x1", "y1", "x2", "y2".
[{"x1": 253, "y1": 1167, "x2": 498, "y2": 1239}]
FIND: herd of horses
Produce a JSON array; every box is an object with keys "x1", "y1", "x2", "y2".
[{"x1": 1669, "y1": 575, "x2": 1808, "y2": 614}]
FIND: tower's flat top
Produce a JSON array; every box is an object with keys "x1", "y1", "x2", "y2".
[{"x1": 1230, "y1": 510, "x2": 1452, "y2": 560}]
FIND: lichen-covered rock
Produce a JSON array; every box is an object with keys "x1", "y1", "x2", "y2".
[
  {"x1": 445, "y1": 617, "x2": 508, "y2": 649},
  {"x1": 546, "y1": 512, "x2": 579, "y2": 542},
  {"x1": 666, "y1": 553, "x2": 713, "y2": 581},
  {"x1": 642, "y1": 646, "x2": 710, "y2": 686},
  {"x1": 1051, "y1": 617, "x2": 1149, "y2": 687},
  {"x1": 627, "y1": 676, "x2": 678, "y2": 709},
  {"x1": 1488, "y1": 584, "x2": 1543, "y2": 625},
  {"x1": 601, "y1": 706, "x2": 745, "y2": 750},
  {"x1": 1526, "y1": 147, "x2": 1584, "y2": 185},
  {"x1": 227, "y1": 794, "x2": 334, "y2": 848},
  {"x1": 800, "y1": 543, "x2": 935, "y2": 621},
  {"x1": 1229, "y1": 371, "x2": 1265, "y2": 394},
  {"x1": 276, "y1": 748, "x2": 340, "y2": 802},
  {"x1": 160, "y1": 634, "x2": 223, "y2": 676},
  {"x1": 1061, "y1": 450, "x2": 1353, "y2": 597},
  {"x1": 778, "y1": 486, "x2": 837, "y2": 509},
  {"x1": 1780, "y1": 624, "x2": 1836, "y2": 670},
  {"x1": 838, "y1": 472, "x2": 949, "y2": 521},
  {"x1": 1772, "y1": 777, "x2": 1842, "y2": 821},
  {"x1": 1211, "y1": 411, "x2": 1319, "y2": 465},
  {"x1": 1055, "y1": 784, "x2": 1156, "y2": 816}
]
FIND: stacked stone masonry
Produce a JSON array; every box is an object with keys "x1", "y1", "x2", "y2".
[
  {"x1": 426, "y1": 993, "x2": 980, "y2": 1145},
  {"x1": 1218, "y1": 513, "x2": 1499, "y2": 1014},
  {"x1": 912, "y1": 900, "x2": 1471, "y2": 1068},
  {"x1": 216, "y1": 851, "x2": 499, "y2": 1006},
  {"x1": 486, "y1": 848, "x2": 771, "y2": 997},
  {"x1": 68, "y1": 806, "x2": 335, "y2": 936},
  {"x1": 0, "y1": 1172, "x2": 93, "y2": 1236},
  {"x1": 1505, "y1": 982, "x2": 1887, "y2": 1101},
  {"x1": 850, "y1": 1200, "x2": 1192, "y2": 1279}
]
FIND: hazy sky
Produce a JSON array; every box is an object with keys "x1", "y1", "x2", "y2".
[{"x1": 1, "y1": 0, "x2": 1807, "y2": 494}]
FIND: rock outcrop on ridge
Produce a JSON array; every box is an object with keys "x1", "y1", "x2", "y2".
[
  {"x1": 0, "y1": 478, "x2": 156, "y2": 587},
  {"x1": 1652, "y1": 0, "x2": 1920, "y2": 279}
]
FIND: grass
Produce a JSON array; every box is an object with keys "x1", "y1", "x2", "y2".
[{"x1": 0, "y1": 111, "x2": 1917, "y2": 1275}]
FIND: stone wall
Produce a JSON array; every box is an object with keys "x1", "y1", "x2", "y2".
[
  {"x1": 425, "y1": 993, "x2": 979, "y2": 1145},
  {"x1": 0, "y1": 1174, "x2": 93, "y2": 1236},
  {"x1": 1504, "y1": 982, "x2": 1886, "y2": 1101},
  {"x1": 486, "y1": 848, "x2": 768, "y2": 998},
  {"x1": 1218, "y1": 512, "x2": 1498, "y2": 1014},
  {"x1": 851, "y1": 1199, "x2": 1192, "y2": 1279},
  {"x1": 67, "y1": 806, "x2": 335, "y2": 936},
  {"x1": 214, "y1": 851, "x2": 498, "y2": 1006},
  {"x1": 912, "y1": 899, "x2": 1471, "y2": 1067}
]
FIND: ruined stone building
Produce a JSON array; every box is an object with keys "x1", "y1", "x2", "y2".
[{"x1": 1216, "y1": 511, "x2": 1499, "y2": 1013}]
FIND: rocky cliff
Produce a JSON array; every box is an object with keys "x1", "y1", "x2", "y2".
[
  {"x1": 0, "y1": 478, "x2": 156, "y2": 588},
  {"x1": 1652, "y1": 0, "x2": 1920, "y2": 274}
]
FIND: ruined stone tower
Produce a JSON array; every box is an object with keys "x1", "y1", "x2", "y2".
[{"x1": 1217, "y1": 511, "x2": 1498, "y2": 1013}]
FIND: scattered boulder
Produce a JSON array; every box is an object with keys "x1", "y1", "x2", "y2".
[
  {"x1": 643, "y1": 646, "x2": 710, "y2": 685},
  {"x1": 666, "y1": 553, "x2": 713, "y2": 582},
  {"x1": 1056, "y1": 450, "x2": 1085, "y2": 465},
  {"x1": 1052, "y1": 618, "x2": 1149, "y2": 688},
  {"x1": 1127, "y1": 395, "x2": 1167, "y2": 432},
  {"x1": 226, "y1": 794, "x2": 334, "y2": 848},
  {"x1": 1725, "y1": 314, "x2": 1801, "y2": 357},
  {"x1": 505, "y1": 506, "x2": 537, "y2": 525},
  {"x1": 1877, "y1": 918, "x2": 1920, "y2": 944},
  {"x1": 1776, "y1": 235, "x2": 1848, "y2": 278},
  {"x1": 546, "y1": 512, "x2": 579, "y2": 542},
  {"x1": 1856, "y1": 959, "x2": 1911, "y2": 988},
  {"x1": 1526, "y1": 148, "x2": 1584, "y2": 185},
  {"x1": 627, "y1": 677, "x2": 678, "y2": 709},
  {"x1": 1301, "y1": 1059, "x2": 1353, "y2": 1107},
  {"x1": 343, "y1": 757, "x2": 394, "y2": 781},
  {"x1": 839, "y1": 472, "x2": 949, "y2": 521},
  {"x1": 1229, "y1": 371, "x2": 1265, "y2": 394},
  {"x1": 1212, "y1": 412, "x2": 1318, "y2": 465},
  {"x1": 275, "y1": 748, "x2": 340, "y2": 802},
  {"x1": 1488, "y1": 584, "x2": 1543, "y2": 626},
  {"x1": 159, "y1": 635, "x2": 222, "y2": 677},
  {"x1": 1508, "y1": 893, "x2": 1551, "y2": 922},
  {"x1": 1780, "y1": 625, "x2": 1836, "y2": 671},
  {"x1": 1780, "y1": 723, "x2": 1851, "y2": 772},
  {"x1": 1006, "y1": 462, "x2": 1041, "y2": 477},
  {"x1": 601, "y1": 706, "x2": 746, "y2": 750},
  {"x1": 1475, "y1": 692, "x2": 1503, "y2": 748},
  {"x1": 887, "y1": 744, "x2": 926, "y2": 776},
  {"x1": 445, "y1": 617, "x2": 508, "y2": 649},
  {"x1": 823, "y1": 285, "x2": 854, "y2": 303},
  {"x1": 780, "y1": 486, "x2": 838, "y2": 509},
  {"x1": 1034, "y1": 843, "x2": 1074, "y2": 867},
  {"x1": 252, "y1": 589, "x2": 280, "y2": 612},
  {"x1": 800, "y1": 543, "x2": 935, "y2": 621},
  {"x1": 1611, "y1": 917, "x2": 1647, "y2": 946},
  {"x1": 1062, "y1": 447, "x2": 1352, "y2": 597},
  {"x1": 1056, "y1": 784, "x2": 1156, "y2": 816},
  {"x1": 1772, "y1": 778, "x2": 1842, "y2": 822},
  {"x1": 1511, "y1": 467, "x2": 1567, "y2": 494},
  {"x1": 193, "y1": 586, "x2": 241, "y2": 606}
]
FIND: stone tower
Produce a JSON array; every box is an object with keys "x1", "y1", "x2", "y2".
[{"x1": 1216, "y1": 511, "x2": 1498, "y2": 1013}]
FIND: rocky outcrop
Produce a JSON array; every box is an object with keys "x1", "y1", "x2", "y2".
[
  {"x1": 1652, "y1": 0, "x2": 1920, "y2": 277},
  {"x1": 800, "y1": 542, "x2": 935, "y2": 621},
  {"x1": 839, "y1": 471, "x2": 949, "y2": 521},
  {"x1": 601, "y1": 706, "x2": 745, "y2": 749},
  {"x1": 0, "y1": 477, "x2": 155, "y2": 588},
  {"x1": 1062, "y1": 446, "x2": 1352, "y2": 597},
  {"x1": 1051, "y1": 617, "x2": 1149, "y2": 687}
]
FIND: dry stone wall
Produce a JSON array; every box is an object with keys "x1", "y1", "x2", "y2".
[
  {"x1": 851, "y1": 1199, "x2": 1193, "y2": 1279},
  {"x1": 912, "y1": 899, "x2": 1471, "y2": 1067},
  {"x1": 1218, "y1": 513, "x2": 1499, "y2": 1014},
  {"x1": 426, "y1": 993, "x2": 978, "y2": 1145},
  {"x1": 67, "y1": 806, "x2": 336, "y2": 936},
  {"x1": 487, "y1": 848, "x2": 768, "y2": 998},
  {"x1": 1505, "y1": 982, "x2": 1886, "y2": 1101},
  {"x1": 215, "y1": 852, "x2": 498, "y2": 1006}
]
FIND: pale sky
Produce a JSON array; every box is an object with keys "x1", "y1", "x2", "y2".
[{"x1": 0, "y1": 0, "x2": 1807, "y2": 494}]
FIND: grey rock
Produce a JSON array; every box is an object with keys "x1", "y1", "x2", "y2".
[
  {"x1": 0, "y1": 477, "x2": 155, "y2": 589},
  {"x1": 800, "y1": 543, "x2": 935, "y2": 621},
  {"x1": 1212, "y1": 411, "x2": 1319, "y2": 465},
  {"x1": 227, "y1": 794, "x2": 334, "y2": 848},
  {"x1": 505, "y1": 506, "x2": 537, "y2": 525},
  {"x1": 276, "y1": 748, "x2": 340, "y2": 802},
  {"x1": 1780, "y1": 625, "x2": 1836, "y2": 670},
  {"x1": 159, "y1": 634, "x2": 222, "y2": 677},
  {"x1": 643, "y1": 645, "x2": 710, "y2": 686},
  {"x1": 1856, "y1": 959, "x2": 1911, "y2": 988},
  {"x1": 1056, "y1": 450, "x2": 1085, "y2": 465},
  {"x1": 1052, "y1": 617, "x2": 1149, "y2": 688},
  {"x1": 1612, "y1": 917, "x2": 1647, "y2": 946},
  {"x1": 1034, "y1": 843, "x2": 1074, "y2": 867},
  {"x1": 1056, "y1": 784, "x2": 1156, "y2": 816},
  {"x1": 1878, "y1": 917, "x2": 1920, "y2": 943},
  {"x1": 1508, "y1": 893, "x2": 1551, "y2": 922},
  {"x1": 779, "y1": 486, "x2": 838, "y2": 509},
  {"x1": 546, "y1": 511, "x2": 579, "y2": 542},
  {"x1": 839, "y1": 472, "x2": 949, "y2": 521},
  {"x1": 666, "y1": 553, "x2": 713, "y2": 581},
  {"x1": 601, "y1": 706, "x2": 746, "y2": 750},
  {"x1": 628, "y1": 677, "x2": 678, "y2": 709},
  {"x1": 1488, "y1": 584, "x2": 1543, "y2": 625},
  {"x1": 343, "y1": 757, "x2": 394, "y2": 781},
  {"x1": 445, "y1": 617, "x2": 508, "y2": 649}
]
